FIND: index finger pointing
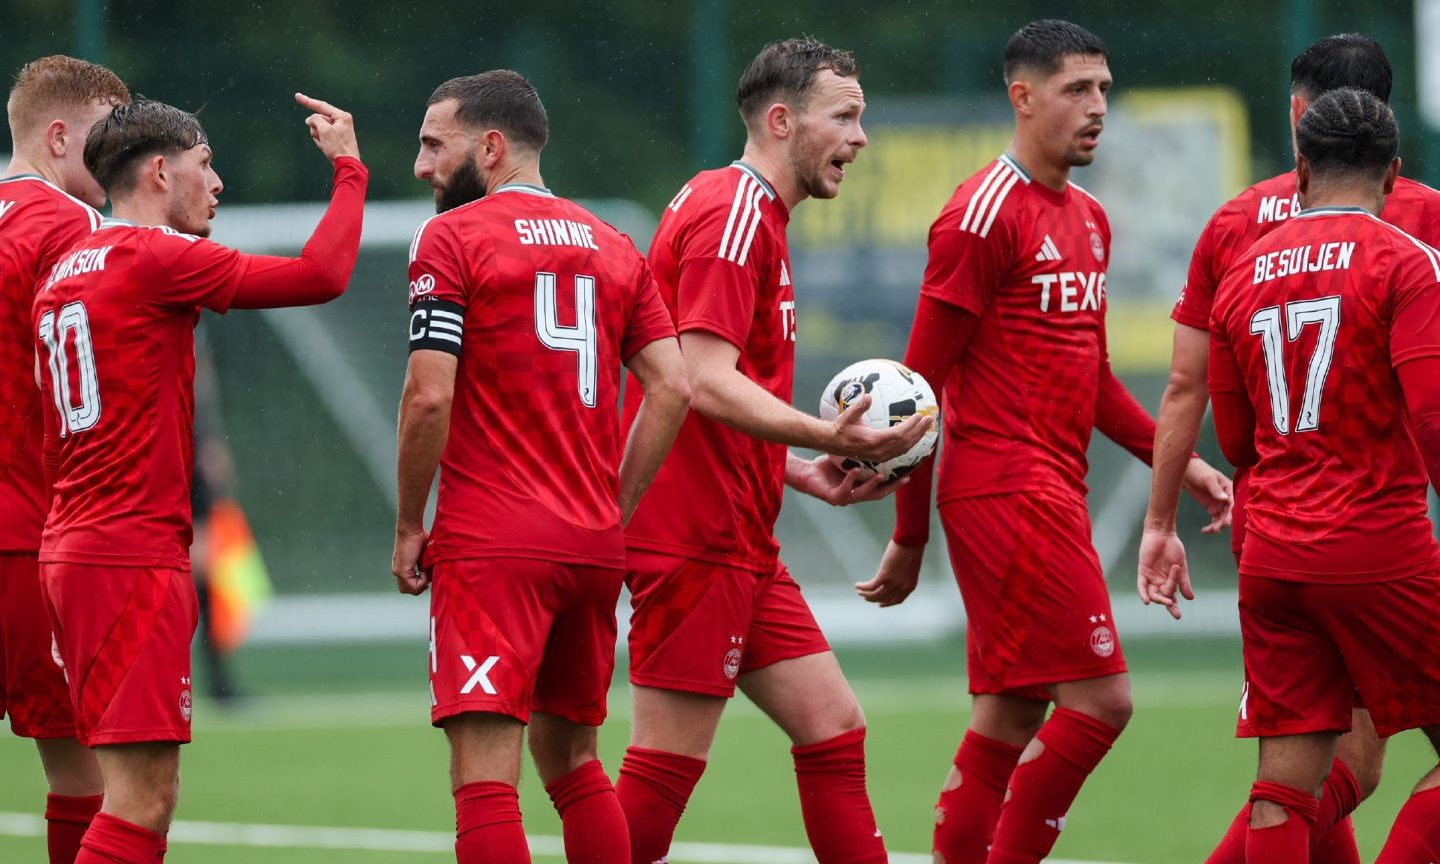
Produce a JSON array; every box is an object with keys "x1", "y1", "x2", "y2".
[{"x1": 295, "y1": 92, "x2": 341, "y2": 117}]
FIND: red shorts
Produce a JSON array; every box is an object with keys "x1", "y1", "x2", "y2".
[
  {"x1": 39, "y1": 563, "x2": 197, "y2": 747},
  {"x1": 625, "y1": 551, "x2": 831, "y2": 698},
  {"x1": 940, "y1": 492, "x2": 1127, "y2": 698},
  {"x1": 0, "y1": 553, "x2": 75, "y2": 738},
  {"x1": 1237, "y1": 571, "x2": 1440, "y2": 739},
  {"x1": 429, "y1": 557, "x2": 623, "y2": 727}
]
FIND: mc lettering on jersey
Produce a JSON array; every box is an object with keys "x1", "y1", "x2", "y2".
[
  {"x1": 514, "y1": 217, "x2": 600, "y2": 251},
  {"x1": 1034, "y1": 271, "x2": 1106, "y2": 313},
  {"x1": 1252, "y1": 242, "x2": 1356, "y2": 285},
  {"x1": 1257, "y1": 194, "x2": 1302, "y2": 224},
  {"x1": 43, "y1": 246, "x2": 113, "y2": 291}
]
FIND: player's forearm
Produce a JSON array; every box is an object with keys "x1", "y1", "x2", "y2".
[
  {"x1": 1145, "y1": 383, "x2": 1208, "y2": 531},
  {"x1": 1398, "y1": 359, "x2": 1440, "y2": 491},
  {"x1": 1095, "y1": 365, "x2": 1158, "y2": 466},
  {"x1": 890, "y1": 296, "x2": 971, "y2": 547},
  {"x1": 1210, "y1": 390, "x2": 1259, "y2": 468},
  {"x1": 229, "y1": 156, "x2": 370, "y2": 309},
  {"x1": 618, "y1": 372, "x2": 690, "y2": 525},
  {"x1": 395, "y1": 389, "x2": 450, "y2": 532},
  {"x1": 690, "y1": 364, "x2": 833, "y2": 451},
  {"x1": 892, "y1": 454, "x2": 935, "y2": 546}
]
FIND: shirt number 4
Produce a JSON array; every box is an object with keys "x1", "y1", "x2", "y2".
[
  {"x1": 534, "y1": 271, "x2": 598, "y2": 408},
  {"x1": 1248, "y1": 296, "x2": 1341, "y2": 435}
]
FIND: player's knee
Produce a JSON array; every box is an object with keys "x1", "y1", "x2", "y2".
[
  {"x1": 1346, "y1": 752, "x2": 1384, "y2": 800},
  {"x1": 1087, "y1": 692, "x2": 1133, "y2": 731}
]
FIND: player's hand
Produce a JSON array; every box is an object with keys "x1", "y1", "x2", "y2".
[
  {"x1": 827, "y1": 394, "x2": 933, "y2": 462},
  {"x1": 295, "y1": 93, "x2": 361, "y2": 163},
  {"x1": 855, "y1": 540, "x2": 923, "y2": 607},
  {"x1": 1137, "y1": 526, "x2": 1194, "y2": 620},
  {"x1": 392, "y1": 526, "x2": 431, "y2": 595},
  {"x1": 1182, "y1": 456, "x2": 1233, "y2": 534},
  {"x1": 791, "y1": 454, "x2": 905, "y2": 505}
]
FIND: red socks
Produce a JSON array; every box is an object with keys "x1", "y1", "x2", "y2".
[
  {"x1": 1205, "y1": 757, "x2": 1362, "y2": 864},
  {"x1": 1377, "y1": 785, "x2": 1440, "y2": 863},
  {"x1": 791, "y1": 727, "x2": 886, "y2": 864},
  {"x1": 1246, "y1": 781, "x2": 1320, "y2": 864},
  {"x1": 544, "y1": 760, "x2": 629, "y2": 864},
  {"x1": 454, "y1": 781, "x2": 530, "y2": 864},
  {"x1": 1311, "y1": 758, "x2": 1362, "y2": 864},
  {"x1": 987, "y1": 708, "x2": 1120, "y2": 864},
  {"x1": 73, "y1": 813, "x2": 163, "y2": 864},
  {"x1": 1311, "y1": 817, "x2": 1360, "y2": 864},
  {"x1": 933, "y1": 730, "x2": 1023, "y2": 864},
  {"x1": 46, "y1": 794, "x2": 103, "y2": 864},
  {"x1": 615, "y1": 746, "x2": 706, "y2": 864}
]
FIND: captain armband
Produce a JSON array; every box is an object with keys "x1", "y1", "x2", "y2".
[{"x1": 408, "y1": 299, "x2": 466, "y2": 356}]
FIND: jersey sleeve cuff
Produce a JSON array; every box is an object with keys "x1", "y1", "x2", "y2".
[
  {"x1": 919, "y1": 285, "x2": 986, "y2": 317},
  {"x1": 677, "y1": 318, "x2": 748, "y2": 351}
]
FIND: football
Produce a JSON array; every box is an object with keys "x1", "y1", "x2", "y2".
[{"x1": 817, "y1": 358, "x2": 940, "y2": 480}]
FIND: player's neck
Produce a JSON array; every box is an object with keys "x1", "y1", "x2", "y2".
[
  {"x1": 3, "y1": 152, "x2": 62, "y2": 187},
  {"x1": 1304, "y1": 183, "x2": 1384, "y2": 216},
  {"x1": 485, "y1": 161, "x2": 544, "y2": 193},
  {"x1": 1006, "y1": 138, "x2": 1069, "y2": 192},
  {"x1": 738, "y1": 144, "x2": 803, "y2": 210},
  {"x1": 110, "y1": 195, "x2": 172, "y2": 229}
]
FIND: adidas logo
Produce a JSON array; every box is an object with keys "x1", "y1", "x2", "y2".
[
  {"x1": 1036, "y1": 234, "x2": 1062, "y2": 262},
  {"x1": 1046, "y1": 816, "x2": 1068, "y2": 832},
  {"x1": 780, "y1": 261, "x2": 791, "y2": 287}
]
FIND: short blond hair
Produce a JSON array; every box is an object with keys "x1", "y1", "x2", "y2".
[{"x1": 8, "y1": 55, "x2": 130, "y2": 142}]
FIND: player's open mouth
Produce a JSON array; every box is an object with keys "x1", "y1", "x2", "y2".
[{"x1": 830, "y1": 159, "x2": 847, "y2": 179}]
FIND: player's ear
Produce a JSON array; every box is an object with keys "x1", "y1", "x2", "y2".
[
  {"x1": 1294, "y1": 153, "x2": 1312, "y2": 204},
  {"x1": 1289, "y1": 93, "x2": 1308, "y2": 133},
  {"x1": 1008, "y1": 79, "x2": 1031, "y2": 116},
  {"x1": 1382, "y1": 157, "x2": 1401, "y2": 196},
  {"x1": 765, "y1": 102, "x2": 792, "y2": 141},
  {"x1": 44, "y1": 118, "x2": 68, "y2": 158},
  {"x1": 478, "y1": 129, "x2": 505, "y2": 170}
]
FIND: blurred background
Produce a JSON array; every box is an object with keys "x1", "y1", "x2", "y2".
[{"x1": 3, "y1": 1, "x2": 1440, "y2": 862}]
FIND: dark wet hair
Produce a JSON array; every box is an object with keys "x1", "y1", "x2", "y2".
[
  {"x1": 736, "y1": 37, "x2": 859, "y2": 123},
  {"x1": 1004, "y1": 19, "x2": 1108, "y2": 82},
  {"x1": 428, "y1": 70, "x2": 548, "y2": 152},
  {"x1": 1296, "y1": 88, "x2": 1399, "y2": 183},
  {"x1": 1291, "y1": 34, "x2": 1392, "y2": 102},
  {"x1": 84, "y1": 99, "x2": 207, "y2": 194}
]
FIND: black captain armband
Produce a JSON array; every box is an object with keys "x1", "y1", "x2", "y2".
[{"x1": 408, "y1": 299, "x2": 465, "y2": 355}]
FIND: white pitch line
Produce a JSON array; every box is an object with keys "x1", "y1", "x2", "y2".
[{"x1": 0, "y1": 811, "x2": 1139, "y2": 864}]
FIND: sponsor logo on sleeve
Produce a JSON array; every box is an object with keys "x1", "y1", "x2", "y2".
[{"x1": 409, "y1": 273, "x2": 436, "y2": 304}]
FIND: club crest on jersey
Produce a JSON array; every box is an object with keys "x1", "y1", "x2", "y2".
[
  {"x1": 1089, "y1": 625, "x2": 1115, "y2": 658},
  {"x1": 409, "y1": 273, "x2": 436, "y2": 304},
  {"x1": 1090, "y1": 231, "x2": 1104, "y2": 263},
  {"x1": 179, "y1": 677, "x2": 193, "y2": 723}
]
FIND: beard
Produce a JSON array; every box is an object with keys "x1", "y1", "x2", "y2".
[
  {"x1": 788, "y1": 126, "x2": 837, "y2": 200},
  {"x1": 168, "y1": 199, "x2": 211, "y2": 237},
  {"x1": 434, "y1": 155, "x2": 487, "y2": 213},
  {"x1": 1063, "y1": 146, "x2": 1096, "y2": 167}
]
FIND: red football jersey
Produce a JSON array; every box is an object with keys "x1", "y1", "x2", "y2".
[
  {"x1": 621, "y1": 162, "x2": 795, "y2": 572},
  {"x1": 0, "y1": 175, "x2": 100, "y2": 553},
  {"x1": 408, "y1": 183, "x2": 674, "y2": 569},
  {"x1": 34, "y1": 221, "x2": 243, "y2": 569},
  {"x1": 1174, "y1": 173, "x2": 1440, "y2": 330},
  {"x1": 1209, "y1": 207, "x2": 1440, "y2": 582},
  {"x1": 922, "y1": 154, "x2": 1114, "y2": 502}
]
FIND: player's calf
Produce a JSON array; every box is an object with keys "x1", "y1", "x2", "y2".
[
  {"x1": 529, "y1": 713, "x2": 629, "y2": 864},
  {"x1": 1374, "y1": 727, "x2": 1440, "y2": 862},
  {"x1": 444, "y1": 713, "x2": 529, "y2": 864},
  {"x1": 37, "y1": 738, "x2": 104, "y2": 864}
]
